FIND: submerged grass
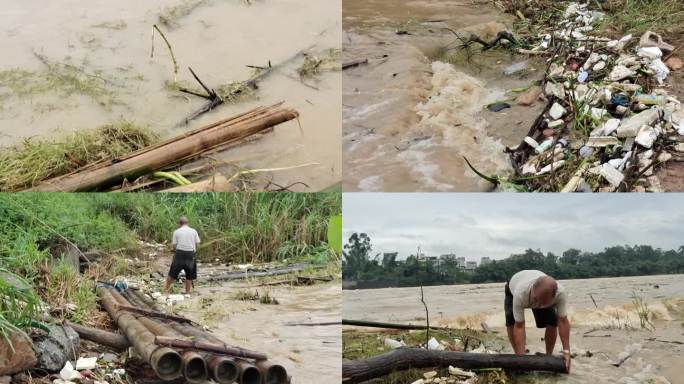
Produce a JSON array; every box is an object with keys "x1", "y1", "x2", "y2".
[
  {"x1": 0, "y1": 55, "x2": 129, "y2": 110},
  {"x1": 297, "y1": 48, "x2": 342, "y2": 77},
  {"x1": 158, "y1": 0, "x2": 210, "y2": 29},
  {"x1": 0, "y1": 122, "x2": 158, "y2": 191}
]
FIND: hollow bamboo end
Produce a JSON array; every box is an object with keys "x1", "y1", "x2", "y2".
[
  {"x1": 150, "y1": 348, "x2": 183, "y2": 380},
  {"x1": 182, "y1": 351, "x2": 208, "y2": 383},
  {"x1": 208, "y1": 355, "x2": 239, "y2": 384}
]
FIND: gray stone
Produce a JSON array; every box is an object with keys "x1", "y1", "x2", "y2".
[
  {"x1": 33, "y1": 325, "x2": 80, "y2": 372},
  {"x1": 617, "y1": 109, "x2": 660, "y2": 138}
]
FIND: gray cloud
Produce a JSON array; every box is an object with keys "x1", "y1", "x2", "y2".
[{"x1": 343, "y1": 193, "x2": 684, "y2": 261}]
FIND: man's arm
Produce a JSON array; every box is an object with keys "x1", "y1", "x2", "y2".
[
  {"x1": 559, "y1": 316, "x2": 571, "y2": 372},
  {"x1": 512, "y1": 322, "x2": 526, "y2": 354}
]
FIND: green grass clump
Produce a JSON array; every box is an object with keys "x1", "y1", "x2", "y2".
[
  {"x1": 0, "y1": 122, "x2": 158, "y2": 191},
  {"x1": 95, "y1": 193, "x2": 341, "y2": 264},
  {"x1": 44, "y1": 262, "x2": 98, "y2": 324},
  {"x1": 0, "y1": 268, "x2": 40, "y2": 344},
  {"x1": 598, "y1": 0, "x2": 684, "y2": 37}
]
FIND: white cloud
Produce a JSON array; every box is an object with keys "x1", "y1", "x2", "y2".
[{"x1": 343, "y1": 193, "x2": 684, "y2": 261}]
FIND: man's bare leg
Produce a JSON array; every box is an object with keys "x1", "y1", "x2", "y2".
[
  {"x1": 165, "y1": 276, "x2": 175, "y2": 293},
  {"x1": 184, "y1": 279, "x2": 193, "y2": 294},
  {"x1": 545, "y1": 326, "x2": 558, "y2": 355}
]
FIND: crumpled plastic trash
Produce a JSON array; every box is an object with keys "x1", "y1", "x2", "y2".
[
  {"x1": 649, "y1": 59, "x2": 670, "y2": 84},
  {"x1": 75, "y1": 356, "x2": 98, "y2": 370},
  {"x1": 384, "y1": 338, "x2": 405, "y2": 349},
  {"x1": 60, "y1": 361, "x2": 82, "y2": 381},
  {"x1": 427, "y1": 337, "x2": 444, "y2": 350}
]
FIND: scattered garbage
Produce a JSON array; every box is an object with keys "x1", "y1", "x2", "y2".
[
  {"x1": 501, "y1": 2, "x2": 683, "y2": 192},
  {"x1": 384, "y1": 338, "x2": 406, "y2": 349},
  {"x1": 410, "y1": 366, "x2": 478, "y2": 384}
]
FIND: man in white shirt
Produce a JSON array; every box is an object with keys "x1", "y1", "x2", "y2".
[
  {"x1": 165, "y1": 216, "x2": 200, "y2": 294},
  {"x1": 504, "y1": 270, "x2": 571, "y2": 373}
]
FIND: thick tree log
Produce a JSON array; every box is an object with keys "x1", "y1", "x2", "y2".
[
  {"x1": 28, "y1": 103, "x2": 298, "y2": 192},
  {"x1": 65, "y1": 321, "x2": 131, "y2": 350},
  {"x1": 342, "y1": 349, "x2": 567, "y2": 383},
  {"x1": 154, "y1": 336, "x2": 267, "y2": 360},
  {"x1": 342, "y1": 319, "x2": 454, "y2": 331}
]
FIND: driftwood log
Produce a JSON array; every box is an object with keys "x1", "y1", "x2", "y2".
[
  {"x1": 204, "y1": 263, "x2": 320, "y2": 282},
  {"x1": 28, "y1": 103, "x2": 298, "y2": 192},
  {"x1": 66, "y1": 321, "x2": 131, "y2": 350},
  {"x1": 342, "y1": 319, "x2": 454, "y2": 331},
  {"x1": 342, "y1": 349, "x2": 567, "y2": 383}
]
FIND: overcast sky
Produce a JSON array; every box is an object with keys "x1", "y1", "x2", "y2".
[{"x1": 343, "y1": 193, "x2": 684, "y2": 261}]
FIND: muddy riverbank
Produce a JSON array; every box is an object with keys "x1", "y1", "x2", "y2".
[
  {"x1": 0, "y1": 0, "x2": 341, "y2": 190},
  {"x1": 343, "y1": 274, "x2": 684, "y2": 383},
  {"x1": 343, "y1": 0, "x2": 545, "y2": 191}
]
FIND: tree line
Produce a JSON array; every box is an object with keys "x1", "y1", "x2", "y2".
[{"x1": 342, "y1": 233, "x2": 684, "y2": 289}]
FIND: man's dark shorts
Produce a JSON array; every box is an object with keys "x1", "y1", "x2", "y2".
[
  {"x1": 168, "y1": 250, "x2": 197, "y2": 280},
  {"x1": 504, "y1": 282, "x2": 558, "y2": 328}
]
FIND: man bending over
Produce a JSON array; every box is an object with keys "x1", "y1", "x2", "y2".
[{"x1": 505, "y1": 270, "x2": 571, "y2": 372}]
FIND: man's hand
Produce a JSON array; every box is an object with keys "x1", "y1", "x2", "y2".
[{"x1": 562, "y1": 350, "x2": 571, "y2": 373}]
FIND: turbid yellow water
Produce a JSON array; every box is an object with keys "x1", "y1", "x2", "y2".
[{"x1": 0, "y1": 0, "x2": 341, "y2": 190}]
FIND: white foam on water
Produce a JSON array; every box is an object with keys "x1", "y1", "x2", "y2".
[
  {"x1": 358, "y1": 175, "x2": 383, "y2": 191},
  {"x1": 412, "y1": 61, "x2": 512, "y2": 184}
]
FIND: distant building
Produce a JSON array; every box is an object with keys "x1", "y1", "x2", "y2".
[
  {"x1": 439, "y1": 253, "x2": 456, "y2": 262},
  {"x1": 465, "y1": 261, "x2": 478, "y2": 271},
  {"x1": 480, "y1": 257, "x2": 492, "y2": 265},
  {"x1": 456, "y1": 256, "x2": 466, "y2": 269}
]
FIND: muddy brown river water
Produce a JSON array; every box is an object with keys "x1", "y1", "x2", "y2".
[
  {"x1": 343, "y1": 0, "x2": 545, "y2": 191},
  {"x1": 0, "y1": 0, "x2": 341, "y2": 190},
  {"x1": 177, "y1": 280, "x2": 341, "y2": 384},
  {"x1": 344, "y1": 274, "x2": 684, "y2": 383}
]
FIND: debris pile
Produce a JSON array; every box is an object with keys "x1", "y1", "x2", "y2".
[
  {"x1": 501, "y1": 2, "x2": 683, "y2": 192},
  {"x1": 410, "y1": 366, "x2": 477, "y2": 384}
]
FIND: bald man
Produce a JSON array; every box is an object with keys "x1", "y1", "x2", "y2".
[
  {"x1": 505, "y1": 270, "x2": 571, "y2": 372},
  {"x1": 165, "y1": 216, "x2": 200, "y2": 294}
]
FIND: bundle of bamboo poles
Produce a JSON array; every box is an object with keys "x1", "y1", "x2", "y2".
[
  {"x1": 29, "y1": 103, "x2": 299, "y2": 192},
  {"x1": 96, "y1": 286, "x2": 290, "y2": 384}
]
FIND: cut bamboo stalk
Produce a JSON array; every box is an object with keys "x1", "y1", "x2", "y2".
[
  {"x1": 65, "y1": 321, "x2": 131, "y2": 350},
  {"x1": 97, "y1": 288, "x2": 182, "y2": 380},
  {"x1": 236, "y1": 359, "x2": 262, "y2": 384},
  {"x1": 29, "y1": 103, "x2": 298, "y2": 191},
  {"x1": 154, "y1": 336, "x2": 267, "y2": 360}
]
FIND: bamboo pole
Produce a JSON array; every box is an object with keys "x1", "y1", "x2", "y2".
[
  {"x1": 342, "y1": 319, "x2": 455, "y2": 331},
  {"x1": 65, "y1": 321, "x2": 131, "y2": 350},
  {"x1": 97, "y1": 288, "x2": 182, "y2": 380},
  {"x1": 29, "y1": 103, "x2": 298, "y2": 192},
  {"x1": 155, "y1": 336, "x2": 267, "y2": 360}
]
